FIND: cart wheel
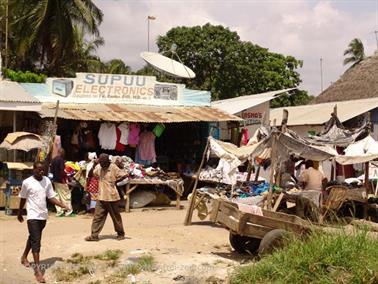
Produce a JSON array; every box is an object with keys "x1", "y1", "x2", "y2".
[
  {"x1": 258, "y1": 229, "x2": 289, "y2": 255},
  {"x1": 229, "y1": 232, "x2": 261, "y2": 254}
]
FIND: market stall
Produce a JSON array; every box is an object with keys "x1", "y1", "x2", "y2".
[{"x1": 0, "y1": 132, "x2": 44, "y2": 214}]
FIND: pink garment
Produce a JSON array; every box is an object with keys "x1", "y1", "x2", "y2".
[
  {"x1": 138, "y1": 131, "x2": 156, "y2": 161},
  {"x1": 237, "y1": 203, "x2": 263, "y2": 216},
  {"x1": 128, "y1": 123, "x2": 140, "y2": 145},
  {"x1": 51, "y1": 136, "x2": 62, "y2": 159}
]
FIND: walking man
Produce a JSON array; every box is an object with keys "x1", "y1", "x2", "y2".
[
  {"x1": 85, "y1": 153, "x2": 127, "y2": 241},
  {"x1": 50, "y1": 148, "x2": 73, "y2": 216},
  {"x1": 18, "y1": 161, "x2": 69, "y2": 283}
]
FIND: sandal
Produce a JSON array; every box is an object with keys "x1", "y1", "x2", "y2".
[{"x1": 84, "y1": 236, "x2": 99, "y2": 242}]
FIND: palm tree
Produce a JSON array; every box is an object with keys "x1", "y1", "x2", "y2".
[
  {"x1": 11, "y1": 0, "x2": 103, "y2": 75},
  {"x1": 343, "y1": 38, "x2": 365, "y2": 67},
  {"x1": 65, "y1": 26, "x2": 105, "y2": 75},
  {"x1": 103, "y1": 59, "x2": 130, "y2": 74}
]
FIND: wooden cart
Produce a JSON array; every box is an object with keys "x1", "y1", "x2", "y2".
[{"x1": 210, "y1": 199, "x2": 311, "y2": 254}]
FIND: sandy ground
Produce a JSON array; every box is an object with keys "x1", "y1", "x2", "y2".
[{"x1": 0, "y1": 202, "x2": 251, "y2": 284}]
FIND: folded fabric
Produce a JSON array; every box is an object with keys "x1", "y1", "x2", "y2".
[{"x1": 237, "y1": 203, "x2": 263, "y2": 216}]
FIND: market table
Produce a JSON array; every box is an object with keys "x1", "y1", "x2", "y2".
[{"x1": 124, "y1": 177, "x2": 184, "y2": 212}]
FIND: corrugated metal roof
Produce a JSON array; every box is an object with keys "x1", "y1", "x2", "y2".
[
  {"x1": 211, "y1": 88, "x2": 295, "y2": 114},
  {"x1": 40, "y1": 103, "x2": 242, "y2": 123},
  {"x1": 270, "y1": 97, "x2": 378, "y2": 126},
  {"x1": 0, "y1": 80, "x2": 40, "y2": 103}
]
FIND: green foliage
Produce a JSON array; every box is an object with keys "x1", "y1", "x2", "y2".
[
  {"x1": 270, "y1": 90, "x2": 314, "y2": 108},
  {"x1": 94, "y1": 249, "x2": 123, "y2": 261},
  {"x1": 344, "y1": 38, "x2": 365, "y2": 67},
  {"x1": 4, "y1": 69, "x2": 46, "y2": 83},
  {"x1": 6, "y1": 0, "x2": 103, "y2": 75},
  {"x1": 157, "y1": 23, "x2": 304, "y2": 101},
  {"x1": 231, "y1": 229, "x2": 378, "y2": 284}
]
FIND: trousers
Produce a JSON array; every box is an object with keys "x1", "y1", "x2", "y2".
[{"x1": 91, "y1": 200, "x2": 125, "y2": 237}]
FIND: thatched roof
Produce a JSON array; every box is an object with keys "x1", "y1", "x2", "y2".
[{"x1": 313, "y1": 51, "x2": 378, "y2": 104}]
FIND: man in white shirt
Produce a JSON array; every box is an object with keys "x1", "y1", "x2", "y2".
[{"x1": 18, "y1": 161, "x2": 69, "y2": 283}]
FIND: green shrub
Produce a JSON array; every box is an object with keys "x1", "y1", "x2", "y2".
[
  {"x1": 231, "y1": 229, "x2": 378, "y2": 284},
  {"x1": 4, "y1": 69, "x2": 46, "y2": 83}
]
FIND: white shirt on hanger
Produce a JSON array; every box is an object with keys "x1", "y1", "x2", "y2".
[
  {"x1": 98, "y1": 122, "x2": 117, "y2": 150},
  {"x1": 117, "y1": 122, "x2": 129, "y2": 145}
]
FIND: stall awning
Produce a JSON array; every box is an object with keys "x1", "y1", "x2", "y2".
[
  {"x1": 39, "y1": 103, "x2": 242, "y2": 123},
  {"x1": 271, "y1": 97, "x2": 378, "y2": 126},
  {"x1": 0, "y1": 81, "x2": 41, "y2": 112},
  {"x1": 211, "y1": 88, "x2": 295, "y2": 114}
]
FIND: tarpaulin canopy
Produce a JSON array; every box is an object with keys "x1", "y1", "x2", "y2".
[
  {"x1": 208, "y1": 137, "x2": 265, "y2": 184},
  {"x1": 335, "y1": 136, "x2": 378, "y2": 165},
  {"x1": 277, "y1": 130, "x2": 338, "y2": 161},
  {"x1": 305, "y1": 114, "x2": 368, "y2": 147}
]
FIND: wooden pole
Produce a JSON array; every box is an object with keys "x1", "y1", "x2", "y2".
[
  {"x1": 267, "y1": 127, "x2": 277, "y2": 210},
  {"x1": 254, "y1": 165, "x2": 261, "y2": 182},
  {"x1": 12, "y1": 111, "x2": 16, "y2": 161},
  {"x1": 184, "y1": 138, "x2": 210, "y2": 225},
  {"x1": 246, "y1": 161, "x2": 253, "y2": 181}
]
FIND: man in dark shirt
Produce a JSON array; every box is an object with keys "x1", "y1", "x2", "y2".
[{"x1": 50, "y1": 149, "x2": 73, "y2": 216}]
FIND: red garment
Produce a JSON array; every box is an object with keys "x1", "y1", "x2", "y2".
[
  {"x1": 115, "y1": 127, "x2": 126, "y2": 152},
  {"x1": 87, "y1": 177, "x2": 99, "y2": 193},
  {"x1": 241, "y1": 128, "x2": 249, "y2": 145}
]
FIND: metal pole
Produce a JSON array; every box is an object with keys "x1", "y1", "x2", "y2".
[
  {"x1": 13, "y1": 111, "x2": 16, "y2": 161},
  {"x1": 5, "y1": 0, "x2": 9, "y2": 68},
  {"x1": 320, "y1": 58, "x2": 323, "y2": 92},
  {"x1": 147, "y1": 18, "x2": 150, "y2": 52},
  {"x1": 374, "y1": 31, "x2": 378, "y2": 50}
]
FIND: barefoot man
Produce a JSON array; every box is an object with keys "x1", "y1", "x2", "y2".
[{"x1": 18, "y1": 161, "x2": 69, "y2": 283}]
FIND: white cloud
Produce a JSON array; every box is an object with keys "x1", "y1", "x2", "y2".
[{"x1": 94, "y1": 0, "x2": 378, "y2": 97}]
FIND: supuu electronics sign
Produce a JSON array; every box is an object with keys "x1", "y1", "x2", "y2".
[{"x1": 49, "y1": 73, "x2": 180, "y2": 102}]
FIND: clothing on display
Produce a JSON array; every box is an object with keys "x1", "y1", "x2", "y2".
[
  {"x1": 128, "y1": 123, "x2": 140, "y2": 145},
  {"x1": 117, "y1": 123, "x2": 129, "y2": 145},
  {"x1": 136, "y1": 131, "x2": 156, "y2": 166},
  {"x1": 98, "y1": 122, "x2": 117, "y2": 150},
  {"x1": 115, "y1": 127, "x2": 126, "y2": 152}
]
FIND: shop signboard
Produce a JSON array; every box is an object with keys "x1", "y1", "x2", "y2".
[
  {"x1": 29, "y1": 72, "x2": 214, "y2": 106},
  {"x1": 240, "y1": 101, "x2": 269, "y2": 126}
]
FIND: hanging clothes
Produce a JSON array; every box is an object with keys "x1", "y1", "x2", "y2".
[
  {"x1": 136, "y1": 131, "x2": 156, "y2": 166},
  {"x1": 128, "y1": 123, "x2": 140, "y2": 146},
  {"x1": 117, "y1": 122, "x2": 129, "y2": 145},
  {"x1": 98, "y1": 122, "x2": 117, "y2": 150},
  {"x1": 115, "y1": 127, "x2": 126, "y2": 152}
]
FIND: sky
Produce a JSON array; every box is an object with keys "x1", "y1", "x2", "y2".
[{"x1": 93, "y1": 0, "x2": 378, "y2": 97}]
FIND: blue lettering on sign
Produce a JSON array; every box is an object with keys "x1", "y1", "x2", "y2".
[
  {"x1": 84, "y1": 74, "x2": 95, "y2": 84},
  {"x1": 82, "y1": 74, "x2": 147, "y2": 87},
  {"x1": 98, "y1": 74, "x2": 108, "y2": 85}
]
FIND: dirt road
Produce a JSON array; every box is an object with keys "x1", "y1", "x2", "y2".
[{"x1": 0, "y1": 202, "x2": 248, "y2": 284}]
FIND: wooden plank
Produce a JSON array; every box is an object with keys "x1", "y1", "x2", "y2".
[
  {"x1": 210, "y1": 199, "x2": 221, "y2": 222},
  {"x1": 216, "y1": 213, "x2": 239, "y2": 232},
  {"x1": 272, "y1": 193, "x2": 284, "y2": 212},
  {"x1": 262, "y1": 209, "x2": 309, "y2": 227},
  {"x1": 241, "y1": 223, "x2": 271, "y2": 239}
]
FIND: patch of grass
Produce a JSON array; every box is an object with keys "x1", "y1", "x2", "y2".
[
  {"x1": 137, "y1": 254, "x2": 155, "y2": 272},
  {"x1": 105, "y1": 254, "x2": 156, "y2": 283},
  {"x1": 231, "y1": 229, "x2": 378, "y2": 284},
  {"x1": 53, "y1": 263, "x2": 94, "y2": 282},
  {"x1": 94, "y1": 249, "x2": 123, "y2": 261},
  {"x1": 66, "y1": 253, "x2": 93, "y2": 264},
  {"x1": 87, "y1": 281, "x2": 101, "y2": 284}
]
